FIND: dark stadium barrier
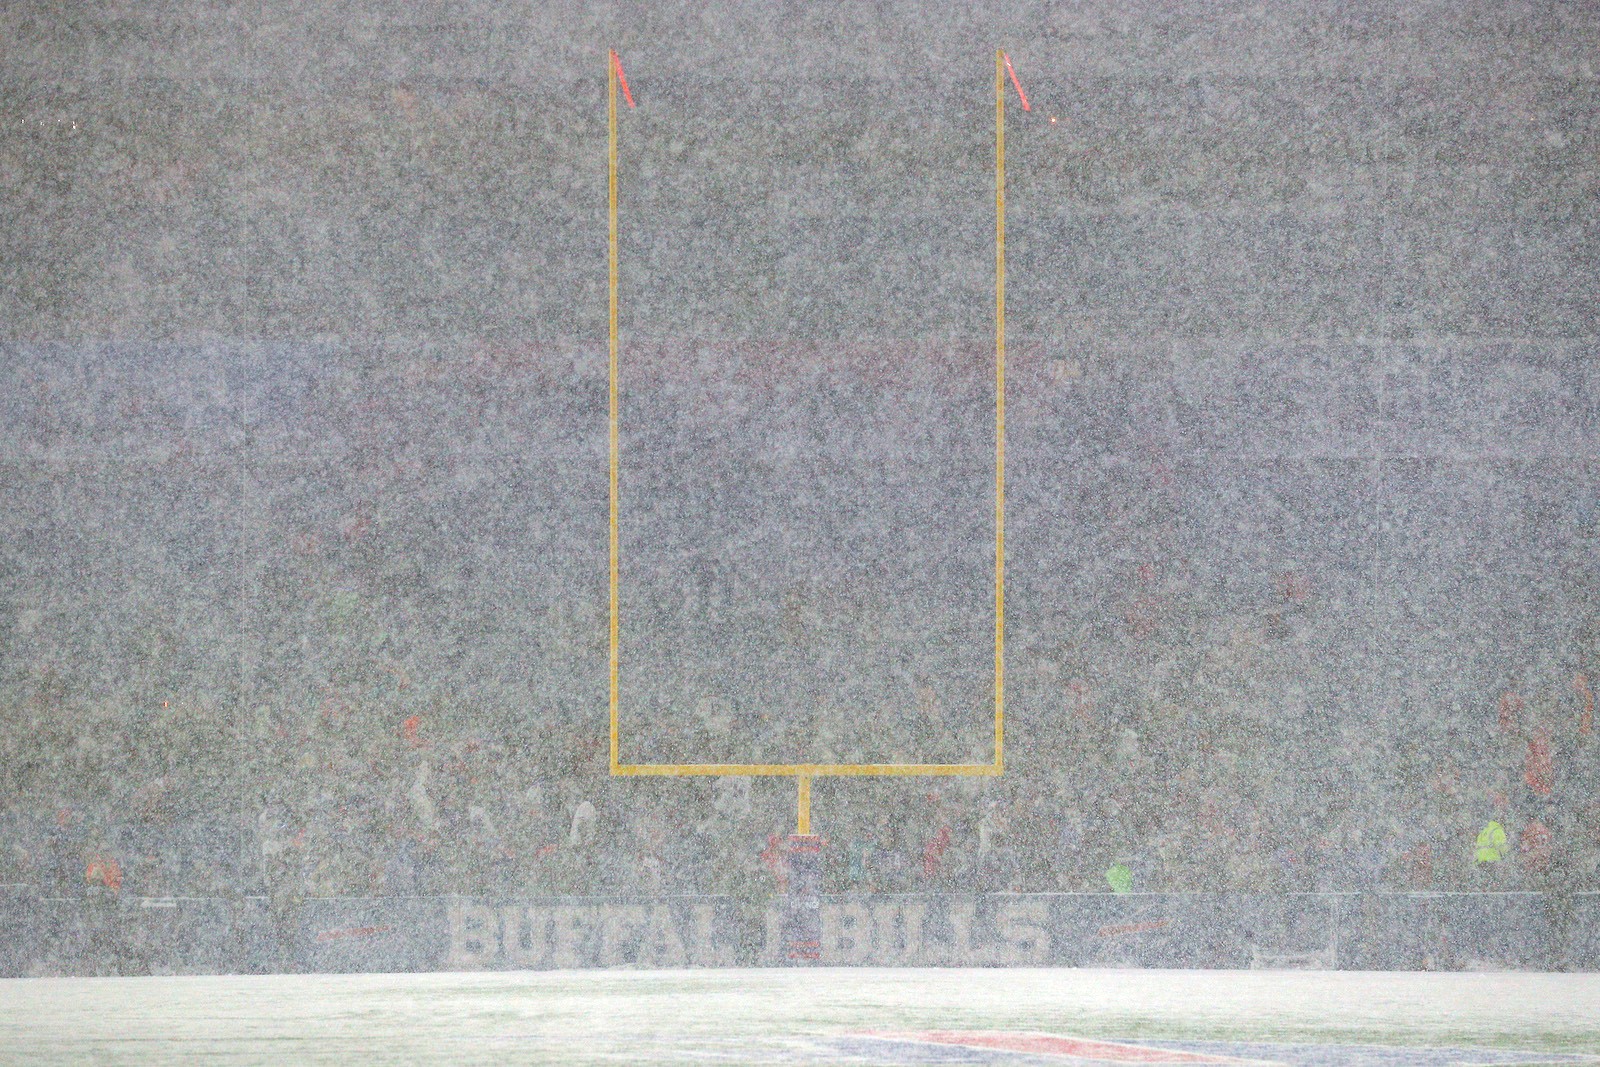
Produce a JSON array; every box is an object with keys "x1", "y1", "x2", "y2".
[
  {"x1": 298, "y1": 897, "x2": 450, "y2": 973},
  {"x1": 0, "y1": 893, "x2": 284, "y2": 977},
  {"x1": 765, "y1": 893, "x2": 1587, "y2": 970},
  {"x1": 1560, "y1": 893, "x2": 1600, "y2": 971},
  {"x1": 118, "y1": 896, "x2": 243, "y2": 974},
  {"x1": 1, "y1": 892, "x2": 1594, "y2": 976},
  {"x1": 443, "y1": 893, "x2": 1597, "y2": 971},
  {"x1": 10, "y1": 893, "x2": 244, "y2": 976},
  {"x1": 0, "y1": 885, "x2": 37, "y2": 976},
  {"x1": 1332, "y1": 892, "x2": 1550, "y2": 971},
  {"x1": 2, "y1": 815, "x2": 258, "y2": 899},
  {"x1": 110, "y1": 822, "x2": 258, "y2": 898},
  {"x1": 0, "y1": 813, "x2": 53, "y2": 888}
]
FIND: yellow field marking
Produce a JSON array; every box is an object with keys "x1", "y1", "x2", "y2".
[{"x1": 797, "y1": 776, "x2": 812, "y2": 834}]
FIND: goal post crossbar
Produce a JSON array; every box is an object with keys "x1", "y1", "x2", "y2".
[{"x1": 610, "y1": 763, "x2": 1006, "y2": 778}]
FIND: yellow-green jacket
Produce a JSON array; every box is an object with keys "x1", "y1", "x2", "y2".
[{"x1": 1475, "y1": 820, "x2": 1507, "y2": 863}]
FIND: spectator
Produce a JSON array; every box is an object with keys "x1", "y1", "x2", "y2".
[
  {"x1": 871, "y1": 813, "x2": 911, "y2": 893},
  {"x1": 842, "y1": 834, "x2": 873, "y2": 892},
  {"x1": 1524, "y1": 726, "x2": 1554, "y2": 798},
  {"x1": 921, "y1": 823, "x2": 952, "y2": 882},
  {"x1": 568, "y1": 797, "x2": 596, "y2": 847},
  {"x1": 1574, "y1": 673, "x2": 1594, "y2": 736},
  {"x1": 974, "y1": 798, "x2": 1017, "y2": 891},
  {"x1": 1498, "y1": 688, "x2": 1524, "y2": 734},
  {"x1": 258, "y1": 797, "x2": 300, "y2": 893},
  {"x1": 1519, "y1": 816, "x2": 1553, "y2": 878},
  {"x1": 1049, "y1": 802, "x2": 1090, "y2": 888},
  {"x1": 406, "y1": 762, "x2": 439, "y2": 836},
  {"x1": 758, "y1": 832, "x2": 787, "y2": 893},
  {"x1": 1475, "y1": 819, "x2": 1508, "y2": 867},
  {"x1": 1314, "y1": 810, "x2": 1377, "y2": 892},
  {"x1": 80, "y1": 834, "x2": 126, "y2": 977},
  {"x1": 1105, "y1": 862, "x2": 1134, "y2": 894},
  {"x1": 1228, "y1": 812, "x2": 1277, "y2": 892},
  {"x1": 84, "y1": 853, "x2": 122, "y2": 895},
  {"x1": 1397, "y1": 836, "x2": 1435, "y2": 890}
]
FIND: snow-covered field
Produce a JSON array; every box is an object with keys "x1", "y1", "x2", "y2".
[{"x1": 2, "y1": 968, "x2": 1597, "y2": 1065}]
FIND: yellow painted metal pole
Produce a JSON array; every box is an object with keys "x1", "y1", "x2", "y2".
[
  {"x1": 797, "y1": 775, "x2": 812, "y2": 834},
  {"x1": 613, "y1": 761, "x2": 1002, "y2": 777},
  {"x1": 609, "y1": 51, "x2": 622, "y2": 774},
  {"x1": 994, "y1": 49, "x2": 1006, "y2": 774}
]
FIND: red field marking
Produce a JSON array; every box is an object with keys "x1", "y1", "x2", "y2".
[
  {"x1": 864, "y1": 1032, "x2": 1244, "y2": 1063},
  {"x1": 1002, "y1": 53, "x2": 1031, "y2": 111},
  {"x1": 1097, "y1": 919, "x2": 1170, "y2": 938},
  {"x1": 611, "y1": 50, "x2": 636, "y2": 107},
  {"x1": 314, "y1": 924, "x2": 394, "y2": 943}
]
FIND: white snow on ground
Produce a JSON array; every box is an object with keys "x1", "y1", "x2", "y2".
[{"x1": 1, "y1": 968, "x2": 1596, "y2": 1066}]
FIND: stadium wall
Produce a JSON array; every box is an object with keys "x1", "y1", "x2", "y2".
[{"x1": 1, "y1": 891, "x2": 1596, "y2": 977}]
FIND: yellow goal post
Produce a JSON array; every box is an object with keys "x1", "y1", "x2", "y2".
[{"x1": 607, "y1": 50, "x2": 1022, "y2": 833}]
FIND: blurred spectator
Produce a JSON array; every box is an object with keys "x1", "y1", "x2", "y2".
[
  {"x1": 974, "y1": 798, "x2": 1016, "y2": 891},
  {"x1": 1524, "y1": 727, "x2": 1554, "y2": 798},
  {"x1": 871, "y1": 814, "x2": 911, "y2": 893},
  {"x1": 1498, "y1": 689, "x2": 1524, "y2": 735},
  {"x1": 568, "y1": 798, "x2": 597, "y2": 847},
  {"x1": 759, "y1": 833, "x2": 787, "y2": 893},
  {"x1": 1574, "y1": 673, "x2": 1594, "y2": 737},
  {"x1": 842, "y1": 834, "x2": 873, "y2": 892},
  {"x1": 1519, "y1": 816, "x2": 1552, "y2": 877},
  {"x1": 1105, "y1": 863, "x2": 1133, "y2": 894},
  {"x1": 1475, "y1": 819, "x2": 1508, "y2": 867},
  {"x1": 921, "y1": 823, "x2": 952, "y2": 882},
  {"x1": 84, "y1": 853, "x2": 122, "y2": 895},
  {"x1": 1398, "y1": 838, "x2": 1435, "y2": 890},
  {"x1": 406, "y1": 762, "x2": 439, "y2": 836}
]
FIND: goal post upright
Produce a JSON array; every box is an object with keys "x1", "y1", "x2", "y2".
[
  {"x1": 608, "y1": 49, "x2": 622, "y2": 778},
  {"x1": 605, "y1": 49, "x2": 1019, "y2": 835},
  {"x1": 993, "y1": 46, "x2": 1007, "y2": 779}
]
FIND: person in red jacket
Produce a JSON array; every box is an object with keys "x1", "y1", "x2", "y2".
[
  {"x1": 1575, "y1": 673, "x2": 1595, "y2": 736},
  {"x1": 1519, "y1": 816, "x2": 1553, "y2": 876},
  {"x1": 1525, "y1": 727, "x2": 1555, "y2": 797},
  {"x1": 922, "y1": 823, "x2": 952, "y2": 880},
  {"x1": 1498, "y1": 688, "x2": 1524, "y2": 734},
  {"x1": 83, "y1": 842, "x2": 125, "y2": 975},
  {"x1": 85, "y1": 855, "x2": 122, "y2": 893}
]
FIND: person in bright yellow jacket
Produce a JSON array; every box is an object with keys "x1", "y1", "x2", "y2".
[{"x1": 1475, "y1": 820, "x2": 1508, "y2": 864}]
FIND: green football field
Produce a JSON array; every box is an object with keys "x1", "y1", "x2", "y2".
[{"x1": 2, "y1": 968, "x2": 1597, "y2": 1065}]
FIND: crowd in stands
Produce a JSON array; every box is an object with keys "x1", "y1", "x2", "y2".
[
  {"x1": 3, "y1": 628, "x2": 1595, "y2": 904},
  {"x1": 3, "y1": 349, "x2": 1597, "y2": 905}
]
